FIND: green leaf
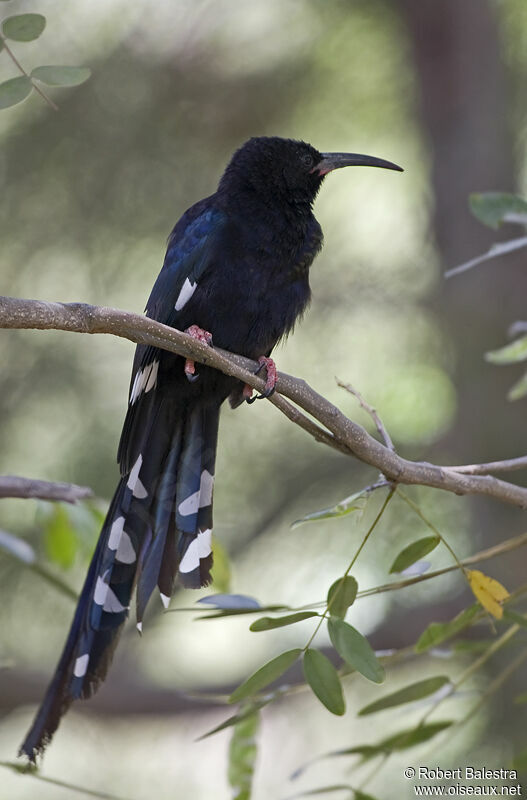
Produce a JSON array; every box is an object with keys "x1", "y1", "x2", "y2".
[
  {"x1": 303, "y1": 649, "x2": 345, "y2": 716},
  {"x1": 328, "y1": 618, "x2": 385, "y2": 684},
  {"x1": 327, "y1": 576, "x2": 358, "y2": 618},
  {"x1": 229, "y1": 649, "x2": 301, "y2": 704},
  {"x1": 381, "y1": 721, "x2": 453, "y2": 752},
  {"x1": 358, "y1": 676, "x2": 450, "y2": 716},
  {"x1": 31, "y1": 65, "x2": 91, "y2": 87},
  {"x1": 0, "y1": 76, "x2": 32, "y2": 109},
  {"x1": 250, "y1": 612, "x2": 319, "y2": 632},
  {"x1": 415, "y1": 604, "x2": 479, "y2": 653},
  {"x1": 389, "y1": 536, "x2": 439, "y2": 574},
  {"x1": 210, "y1": 536, "x2": 231, "y2": 593},
  {"x1": 292, "y1": 490, "x2": 368, "y2": 529},
  {"x1": 198, "y1": 701, "x2": 268, "y2": 740},
  {"x1": 514, "y1": 692, "x2": 527, "y2": 705},
  {"x1": 508, "y1": 371, "x2": 527, "y2": 401},
  {"x1": 486, "y1": 335, "x2": 527, "y2": 365},
  {"x1": 470, "y1": 192, "x2": 527, "y2": 229},
  {"x1": 42, "y1": 504, "x2": 78, "y2": 569},
  {"x1": 2, "y1": 13, "x2": 46, "y2": 41},
  {"x1": 339, "y1": 721, "x2": 453, "y2": 760},
  {"x1": 228, "y1": 707, "x2": 260, "y2": 800}
]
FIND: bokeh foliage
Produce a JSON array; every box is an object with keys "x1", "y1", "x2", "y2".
[{"x1": 1, "y1": 1, "x2": 527, "y2": 798}]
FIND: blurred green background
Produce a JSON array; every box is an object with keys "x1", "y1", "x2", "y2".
[{"x1": 1, "y1": 1, "x2": 526, "y2": 797}]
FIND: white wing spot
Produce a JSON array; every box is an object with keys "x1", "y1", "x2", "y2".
[
  {"x1": 130, "y1": 371, "x2": 142, "y2": 404},
  {"x1": 127, "y1": 454, "x2": 148, "y2": 499},
  {"x1": 130, "y1": 360, "x2": 159, "y2": 404},
  {"x1": 160, "y1": 593, "x2": 171, "y2": 609},
  {"x1": 175, "y1": 277, "x2": 197, "y2": 311},
  {"x1": 145, "y1": 360, "x2": 159, "y2": 393},
  {"x1": 73, "y1": 653, "x2": 89, "y2": 678}
]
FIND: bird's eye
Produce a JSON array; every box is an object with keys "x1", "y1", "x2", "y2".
[{"x1": 300, "y1": 153, "x2": 314, "y2": 168}]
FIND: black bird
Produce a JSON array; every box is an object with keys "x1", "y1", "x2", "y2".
[{"x1": 20, "y1": 136, "x2": 402, "y2": 760}]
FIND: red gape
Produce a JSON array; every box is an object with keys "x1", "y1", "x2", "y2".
[
  {"x1": 244, "y1": 356, "x2": 277, "y2": 403},
  {"x1": 184, "y1": 325, "x2": 213, "y2": 381}
]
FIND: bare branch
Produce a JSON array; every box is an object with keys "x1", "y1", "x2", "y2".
[
  {"x1": 1, "y1": 295, "x2": 526, "y2": 509},
  {"x1": 0, "y1": 475, "x2": 93, "y2": 504},
  {"x1": 336, "y1": 377, "x2": 395, "y2": 451},
  {"x1": 442, "y1": 455, "x2": 527, "y2": 475}
]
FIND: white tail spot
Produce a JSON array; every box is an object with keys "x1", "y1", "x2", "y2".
[
  {"x1": 94, "y1": 575, "x2": 128, "y2": 613},
  {"x1": 116, "y1": 531, "x2": 136, "y2": 564},
  {"x1": 197, "y1": 528, "x2": 212, "y2": 558},
  {"x1": 127, "y1": 454, "x2": 148, "y2": 499},
  {"x1": 73, "y1": 653, "x2": 89, "y2": 678},
  {"x1": 177, "y1": 470, "x2": 214, "y2": 517},
  {"x1": 179, "y1": 539, "x2": 199, "y2": 573}
]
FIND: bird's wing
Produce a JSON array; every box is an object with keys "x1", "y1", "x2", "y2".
[
  {"x1": 117, "y1": 202, "x2": 228, "y2": 472},
  {"x1": 145, "y1": 202, "x2": 228, "y2": 326}
]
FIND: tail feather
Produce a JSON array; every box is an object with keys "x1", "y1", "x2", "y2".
[
  {"x1": 175, "y1": 405, "x2": 219, "y2": 588},
  {"x1": 20, "y1": 394, "x2": 221, "y2": 761},
  {"x1": 135, "y1": 417, "x2": 183, "y2": 622}
]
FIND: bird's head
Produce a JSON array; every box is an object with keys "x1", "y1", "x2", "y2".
[{"x1": 218, "y1": 136, "x2": 402, "y2": 211}]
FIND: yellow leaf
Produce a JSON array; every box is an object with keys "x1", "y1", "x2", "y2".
[{"x1": 467, "y1": 570, "x2": 510, "y2": 619}]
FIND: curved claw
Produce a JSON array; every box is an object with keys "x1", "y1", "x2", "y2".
[
  {"x1": 258, "y1": 386, "x2": 275, "y2": 399},
  {"x1": 244, "y1": 357, "x2": 277, "y2": 403},
  {"x1": 245, "y1": 385, "x2": 276, "y2": 403}
]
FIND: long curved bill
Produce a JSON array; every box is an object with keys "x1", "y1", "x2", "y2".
[{"x1": 316, "y1": 152, "x2": 403, "y2": 176}]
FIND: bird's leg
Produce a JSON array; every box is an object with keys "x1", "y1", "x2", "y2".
[
  {"x1": 184, "y1": 325, "x2": 213, "y2": 382},
  {"x1": 245, "y1": 356, "x2": 277, "y2": 403}
]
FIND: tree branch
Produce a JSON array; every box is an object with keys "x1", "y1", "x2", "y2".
[
  {"x1": 442, "y1": 456, "x2": 527, "y2": 475},
  {"x1": 1, "y1": 295, "x2": 526, "y2": 509},
  {"x1": 0, "y1": 475, "x2": 93, "y2": 504}
]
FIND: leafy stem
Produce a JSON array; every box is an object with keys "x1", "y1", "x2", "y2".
[{"x1": 0, "y1": 34, "x2": 58, "y2": 110}]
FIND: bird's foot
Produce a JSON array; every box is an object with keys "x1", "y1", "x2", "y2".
[
  {"x1": 184, "y1": 325, "x2": 213, "y2": 382},
  {"x1": 245, "y1": 356, "x2": 277, "y2": 404}
]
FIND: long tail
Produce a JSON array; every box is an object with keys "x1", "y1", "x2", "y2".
[{"x1": 19, "y1": 394, "x2": 220, "y2": 761}]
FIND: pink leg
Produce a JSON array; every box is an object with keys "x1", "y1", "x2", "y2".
[
  {"x1": 184, "y1": 325, "x2": 213, "y2": 381},
  {"x1": 245, "y1": 356, "x2": 278, "y2": 403}
]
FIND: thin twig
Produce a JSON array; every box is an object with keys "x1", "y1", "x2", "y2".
[
  {"x1": 358, "y1": 530, "x2": 527, "y2": 597},
  {"x1": 1, "y1": 295, "x2": 526, "y2": 509},
  {"x1": 443, "y1": 455, "x2": 527, "y2": 475},
  {"x1": 0, "y1": 36, "x2": 58, "y2": 111},
  {"x1": 336, "y1": 377, "x2": 395, "y2": 452},
  {"x1": 0, "y1": 475, "x2": 93, "y2": 504}
]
